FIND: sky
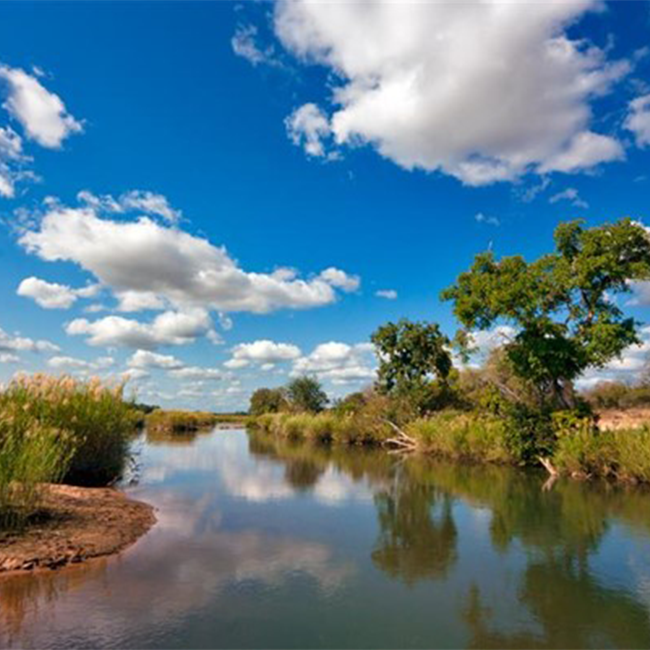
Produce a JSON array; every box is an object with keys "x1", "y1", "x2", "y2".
[{"x1": 1, "y1": 0, "x2": 650, "y2": 411}]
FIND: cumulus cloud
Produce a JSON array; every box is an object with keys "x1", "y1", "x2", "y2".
[
  {"x1": 127, "y1": 349, "x2": 184, "y2": 370},
  {"x1": 375, "y1": 289, "x2": 397, "y2": 300},
  {"x1": 0, "y1": 353, "x2": 20, "y2": 364},
  {"x1": 0, "y1": 325, "x2": 59, "y2": 354},
  {"x1": 47, "y1": 355, "x2": 114, "y2": 370},
  {"x1": 625, "y1": 94, "x2": 650, "y2": 148},
  {"x1": 318, "y1": 267, "x2": 360, "y2": 292},
  {"x1": 20, "y1": 201, "x2": 360, "y2": 314},
  {"x1": 549, "y1": 187, "x2": 589, "y2": 209},
  {"x1": 66, "y1": 309, "x2": 214, "y2": 349},
  {"x1": 17, "y1": 276, "x2": 99, "y2": 309},
  {"x1": 225, "y1": 339, "x2": 302, "y2": 369},
  {"x1": 168, "y1": 366, "x2": 226, "y2": 381},
  {"x1": 274, "y1": 0, "x2": 628, "y2": 184},
  {"x1": 0, "y1": 64, "x2": 82, "y2": 148},
  {"x1": 291, "y1": 341, "x2": 376, "y2": 385}
]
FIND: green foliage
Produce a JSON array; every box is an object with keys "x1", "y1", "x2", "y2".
[
  {"x1": 146, "y1": 409, "x2": 221, "y2": 433},
  {"x1": 371, "y1": 319, "x2": 452, "y2": 414},
  {"x1": 249, "y1": 387, "x2": 289, "y2": 416},
  {"x1": 442, "y1": 218, "x2": 650, "y2": 409},
  {"x1": 0, "y1": 374, "x2": 137, "y2": 487},
  {"x1": 406, "y1": 412, "x2": 511, "y2": 464},
  {"x1": 0, "y1": 421, "x2": 74, "y2": 530},
  {"x1": 502, "y1": 405, "x2": 556, "y2": 464},
  {"x1": 285, "y1": 376, "x2": 329, "y2": 413}
]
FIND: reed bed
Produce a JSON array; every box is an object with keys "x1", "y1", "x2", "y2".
[
  {"x1": 146, "y1": 410, "x2": 220, "y2": 433},
  {"x1": 251, "y1": 410, "x2": 650, "y2": 483},
  {"x1": 0, "y1": 374, "x2": 138, "y2": 529}
]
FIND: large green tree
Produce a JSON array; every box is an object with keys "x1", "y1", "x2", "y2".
[
  {"x1": 371, "y1": 319, "x2": 452, "y2": 413},
  {"x1": 286, "y1": 376, "x2": 329, "y2": 413},
  {"x1": 249, "y1": 387, "x2": 288, "y2": 416},
  {"x1": 441, "y1": 218, "x2": 650, "y2": 408}
]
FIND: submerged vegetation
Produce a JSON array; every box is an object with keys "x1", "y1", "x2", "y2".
[
  {"x1": 250, "y1": 219, "x2": 650, "y2": 484},
  {"x1": 0, "y1": 374, "x2": 140, "y2": 529}
]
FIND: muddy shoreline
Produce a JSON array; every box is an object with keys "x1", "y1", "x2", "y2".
[{"x1": 0, "y1": 485, "x2": 155, "y2": 574}]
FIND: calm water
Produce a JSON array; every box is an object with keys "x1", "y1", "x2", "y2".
[{"x1": 2, "y1": 427, "x2": 650, "y2": 649}]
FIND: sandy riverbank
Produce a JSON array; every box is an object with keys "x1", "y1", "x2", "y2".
[{"x1": 0, "y1": 485, "x2": 155, "y2": 573}]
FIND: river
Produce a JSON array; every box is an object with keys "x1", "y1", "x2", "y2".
[{"x1": 1, "y1": 426, "x2": 650, "y2": 648}]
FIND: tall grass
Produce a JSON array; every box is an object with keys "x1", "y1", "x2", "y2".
[
  {"x1": 0, "y1": 374, "x2": 138, "y2": 493},
  {"x1": 406, "y1": 412, "x2": 512, "y2": 463},
  {"x1": 146, "y1": 410, "x2": 219, "y2": 433},
  {"x1": 252, "y1": 408, "x2": 650, "y2": 484},
  {"x1": 0, "y1": 421, "x2": 74, "y2": 530},
  {"x1": 251, "y1": 411, "x2": 391, "y2": 446}
]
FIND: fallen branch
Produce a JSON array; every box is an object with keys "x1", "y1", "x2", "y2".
[
  {"x1": 538, "y1": 455, "x2": 559, "y2": 477},
  {"x1": 381, "y1": 419, "x2": 418, "y2": 451}
]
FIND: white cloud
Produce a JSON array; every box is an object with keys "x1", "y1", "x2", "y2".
[
  {"x1": 224, "y1": 358, "x2": 251, "y2": 370},
  {"x1": 285, "y1": 103, "x2": 335, "y2": 159},
  {"x1": 232, "y1": 25, "x2": 280, "y2": 68},
  {"x1": 20, "y1": 202, "x2": 360, "y2": 314},
  {"x1": 275, "y1": 0, "x2": 627, "y2": 184},
  {"x1": 375, "y1": 289, "x2": 397, "y2": 300},
  {"x1": 0, "y1": 325, "x2": 59, "y2": 354},
  {"x1": 17, "y1": 276, "x2": 99, "y2": 309},
  {"x1": 115, "y1": 290, "x2": 166, "y2": 313},
  {"x1": 318, "y1": 267, "x2": 360, "y2": 292},
  {"x1": 226, "y1": 339, "x2": 302, "y2": 369},
  {"x1": 625, "y1": 94, "x2": 650, "y2": 148},
  {"x1": 292, "y1": 341, "x2": 376, "y2": 385},
  {"x1": 474, "y1": 212, "x2": 500, "y2": 227},
  {"x1": 549, "y1": 187, "x2": 588, "y2": 209},
  {"x1": 127, "y1": 349, "x2": 184, "y2": 370},
  {"x1": 47, "y1": 354, "x2": 114, "y2": 371},
  {"x1": 538, "y1": 131, "x2": 623, "y2": 174},
  {"x1": 0, "y1": 126, "x2": 24, "y2": 198},
  {"x1": 0, "y1": 353, "x2": 20, "y2": 364},
  {"x1": 168, "y1": 366, "x2": 226, "y2": 381},
  {"x1": 0, "y1": 64, "x2": 82, "y2": 148},
  {"x1": 78, "y1": 189, "x2": 181, "y2": 224},
  {"x1": 66, "y1": 309, "x2": 214, "y2": 349},
  {"x1": 462, "y1": 326, "x2": 517, "y2": 368}
]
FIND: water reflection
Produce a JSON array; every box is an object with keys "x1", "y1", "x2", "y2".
[{"x1": 1, "y1": 428, "x2": 649, "y2": 649}]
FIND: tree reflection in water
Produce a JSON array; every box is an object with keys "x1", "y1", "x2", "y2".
[
  {"x1": 371, "y1": 472, "x2": 457, "y2": 583},
  {"x1": 1, "y1": 429, "x2": 649, "y2": 649}
]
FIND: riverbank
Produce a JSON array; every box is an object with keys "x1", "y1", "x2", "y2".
[
  {"x1": 250, "y1": 410, "x2": 650, "y2": 484},
  {"x1": 0, "y1": 485, "x2": 155, "y2": 573}
]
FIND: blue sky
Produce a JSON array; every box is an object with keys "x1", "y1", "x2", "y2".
[{"x1": 1, "y1": 1, "x2": 650, "y2": 410}]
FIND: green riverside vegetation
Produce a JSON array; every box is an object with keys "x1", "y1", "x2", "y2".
[
  {"x1": 250, "y1": 218, "x2": 650, "y2": 484},
  {"x1": 146, "y1": 410, "x2": 249, "y2": 433},
  {"x1": 0, "y1": 374, "x2": 140, "y2": 529}
]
